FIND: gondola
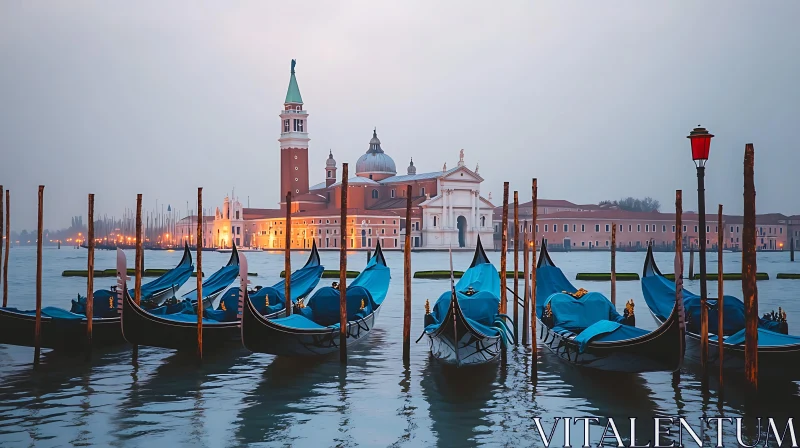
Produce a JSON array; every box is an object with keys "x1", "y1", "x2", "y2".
[
  {"x1": 421, "y1": 237, "x2": 514, "y2": 367},
  {"x1": 535, "y1": 240, "x2": 685, "y2": 372},
  {"x1": 241, "y1": 241, "x2": 390, "y2": 356},
  {"x1": 641, "y1": 244, "x2": 800, "y2": 380},
  {"x1": 121, "y1": 242, "x2": 324, "y2": 352},
  {"x1": 0, "y1": 245, "x2": 192, "y2": 351},
  {"x1": 71, "y1": 242, "x2": 194, "y2": 312}
]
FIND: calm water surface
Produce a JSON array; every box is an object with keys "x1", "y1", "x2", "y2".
[{"x1": 1, "y1": 246, "x2": 799, "y2": 447}]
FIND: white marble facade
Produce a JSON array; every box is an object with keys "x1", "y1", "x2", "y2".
[{"x1": 419, "y1": 164, "x2": 494, "y2": 249}]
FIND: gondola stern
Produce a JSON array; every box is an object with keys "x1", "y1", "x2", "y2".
[
  {"x1": 642, "y1": 243, "x2": 661, "y2": 278},
  {"x1": 227, "y1": 241, "x2": 240, "y2": 266},
  {"x1": 371, "y1": 240, "x2": 387, "y2": 267},
  {"x1": 303, "y1": 239, "x2": 321, "y2": 268},
  {"x1": 536, "y1": 239, "x2": 555, "y2": 268},
  {"x1": 469, "y1": 235, "x2": 490, "y2": 267}
]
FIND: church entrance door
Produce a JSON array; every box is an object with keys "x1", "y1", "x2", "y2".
[{"x1": 457, "y1": 215, "x2": 467, "y2": 248}]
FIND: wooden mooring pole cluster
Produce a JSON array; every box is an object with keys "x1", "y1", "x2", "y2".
[{"x1": 2, "y1": 141, "x2": 768, "y2": 389}]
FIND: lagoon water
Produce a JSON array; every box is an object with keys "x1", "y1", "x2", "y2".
[{"x1": 0, "y1": 246, "x2": 798, "y2": 447}]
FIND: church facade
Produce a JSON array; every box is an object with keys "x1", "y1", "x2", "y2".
[{"x1": 177, "y1": 60, "x2": 494, "y2": 250}]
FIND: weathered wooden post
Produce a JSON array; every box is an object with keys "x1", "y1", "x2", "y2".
[
  {"x1": 86, "y1": 194, "x2": 95, "y2": 359},
  {"x1": 33, "y1": 186, "x2": 44, "y2": 366},
  {"x1": 500, "y1": 182, "x2": 508, "y2": 314},
  {"x1": 522, "y1": 220, "x2": 529, "y2": 346},
  {"x1": 3, "y1": 189, "x2": 9, "y2": 307},
  {"x1": 513, "y1": 191, "x2": 519, "y2": 341},
  {"x1": 133, "y1": 194, "x2": 143, "y2": 360},
  {"x1": 0, "y1": 186, "x2": 3, "y2": 303},
  {"x1": 717, "y1": 204, "x2": 724, "y2": 387},
  {"x1": 196, "y1": 188, "x2": 203, "y2": 360},
  {"x1": 339, "y1": 163, "x2": 349, "y2": 363},
  {"x1": 530, "y1": 178, "x2": 538, "y2": 378},
  {"x1": 403, "y1": 185, "x2": 412, "y2": 362},
  {"x1": 689, "y1": 247, "x2": 695, "y2": 279},
  {"x1": 285, "y1": 191, "x2": 292, "y2": 316},
  {"x1": 743, "y1": 144, "x2": 758, "y2": 391},
  {"x1": 673, "y1": 190, "x2": 683, "y2": 386},
  {"x1": 611, "y1": 222, "x2": 616, "y2": 306},
  {"x1": 791, "y1": 237, "x2": 795, "y2": 262}
]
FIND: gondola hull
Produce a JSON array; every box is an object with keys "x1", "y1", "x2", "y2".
[
  {"x1": 0, "y1": 308, "x2": 123, "y2": 350},
  {"x1": 426, "y1": 310, "x2": 502, "y2": 366},
  {"x1": 240, "y1": 293, "x2": 379, "y2": 356},
  {"x1": 537, "y1": 310, "x2": 684, "y2": 373},
  {"x1": 651, "y1": 312, "x2": 800, "y2": 380},
  {"x1": 122, "y1": 290, "x2": 284, "y2": 351}
]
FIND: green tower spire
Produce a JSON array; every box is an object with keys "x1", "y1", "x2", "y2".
[{"x1": 285, "y1": 59, "x2": 303, "y2": 104}]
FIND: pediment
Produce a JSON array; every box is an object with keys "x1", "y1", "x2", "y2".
[{"x1": 442, "y1": 166, "x2": 483, "y2": 183}]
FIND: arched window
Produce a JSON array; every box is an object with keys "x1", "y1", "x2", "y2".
[
  {"x1": 433, "y1": 216, "x2": 437, "y2": 227},
  {"x1": 372, "y1": 189, "x2": 379, "y2": 199},
  {"x1": 327, "y1": 170, "x2": 332, "y2": 178},
  {"x1": 480, "y1": 216, "x2": 486, "y2": 227}
]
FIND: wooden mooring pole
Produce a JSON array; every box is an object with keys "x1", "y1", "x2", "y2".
[
  {"x1": 743, "y1": 144, "x2": 758, "y2": 391},
  {"x1": 285, "y1": 191, "x2": 292, "y2": 316},
  {"x1": 611, "y1": 223, "x2": 616, "y2": 306},
  {"x1": 196, "y1": 188, "x2": 203, "y2": 361},
  {"x1": 3, "y1": 189, "x2": 9, "y2": 307},
  {"x1": 133, "y1": 194, "x2": 143, "y2": 360},
  {"x1": 0, "y1": 186, "x2": 3, "y2": 306},
  {"x1": 513, "y1": 191, "x2": 519, "y2": 342},
  {"x1": 673, "y1": 190, "x2": 683, "y2": 386},
  {"x1": 717, "y1": 204, "x2": 724, "y2": 388},
  {"x1": 689, "y1": 248, "x2": 695, "y2": 279},
  {"x1": 339, "y1": 163, "x2": 349, "y2": 364},
  {"x1": 33, "y1": 186, "x2": 44, "y2": 366},
  {"x1": 402, "y1": 185, "x2": 412, "y2": 362},
  {"x1": 791, "y1": 237, "x2": 795, "y2": 262},
  {"x1": 522, "y1": 220, "x2": 529, "y2": 346},
  {"x1": 500, "y1": 182, "x2": 508, "y2": 315},
  {"x1": 530, "y1": 179, "x2": 538, "y2": 378},
  {"x1": 86, "y1": 194, "x2": 95, "y2": 359}
]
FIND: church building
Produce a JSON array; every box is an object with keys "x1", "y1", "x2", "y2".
[{"x1": 179, "y1": 60, "x2": 494, "y2": 250}]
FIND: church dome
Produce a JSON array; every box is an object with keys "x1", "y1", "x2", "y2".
[
  {"x1": 326, "y1": 150, "x2": 336, "y2": 168},
  {"x1": 355, "y1": 129, "x2": 396, "y2": 176}
]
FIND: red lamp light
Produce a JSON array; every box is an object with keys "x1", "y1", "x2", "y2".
[{"x1": 687, "y1": 126, "x2": 714, "y2": 167}]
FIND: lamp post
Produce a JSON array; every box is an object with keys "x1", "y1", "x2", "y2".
[{"x1": 687, "y1": 125, "x2": 714, "y2": 379}]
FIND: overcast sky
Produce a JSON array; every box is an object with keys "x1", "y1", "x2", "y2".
[{"x1": 1, "y1": 1, "x2": 799, "y2": 230}]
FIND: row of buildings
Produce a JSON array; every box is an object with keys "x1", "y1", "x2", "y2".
[
  {"x1": 491, "y1": 201, "x2": 800, "y2": 251},
  {"x1": 172, "y1": 60, "x2": 798, "y2": 252}
]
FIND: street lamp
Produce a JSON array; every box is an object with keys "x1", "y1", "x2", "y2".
[{"x1": 687, "y1": 125, "x2": 714, "y2": 378}]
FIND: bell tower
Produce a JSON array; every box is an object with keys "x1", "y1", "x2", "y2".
[{"x1": 279, "y1": 59, "x2": 310, "y2": 206}]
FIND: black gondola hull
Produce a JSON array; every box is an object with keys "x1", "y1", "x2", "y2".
[
  {"x1": 122, "y1": 290, "x2": 284, "y2": 351},
  {"x1": 240, "y1": 292, "x2": 379, "y2": 356},
  {"x1": 537, "y1": 309, "x2": 684, "y2": 373},
  {"x1": 0, "y1": 308, "x2": 124, "y2": 350},
  {"x1": 651, "y1": 312, "x2": 800, "y2": 380},
  {"x1": 426, "y1": 297, "x2": 502, "y2": 367}
]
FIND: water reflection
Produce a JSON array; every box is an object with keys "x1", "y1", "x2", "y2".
[
  {"x1": 112, "y1": 347, "x2": 248, "y2": 443},
  {"x1": 419, "y1": 355, "x2": 499, "y2": 447},
  {"x1": 0, "y1": 346, "x2": 130, "y2": 445},
  {"x1": 538, "y1": 351, "x2": 659, "y2": 446}
]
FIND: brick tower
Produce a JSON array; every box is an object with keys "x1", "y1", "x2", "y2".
[{"x1": 279, "y1": 59, "x2": 310, "y2": 207}]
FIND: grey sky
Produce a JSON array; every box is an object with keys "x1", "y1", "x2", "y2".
[{"x1": 1, "y1": 1, "x2": 799, "y2": 230}]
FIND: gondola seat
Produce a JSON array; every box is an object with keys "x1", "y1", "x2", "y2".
[
  {"x1": 541, "y1": 292, "x2": 629, "y2": 333},
  {"x1": 299, "y1": 285, "x2": 377, "y2": 327},
  {"x1": 426, "y1": 290, "x2": 502, "y2": 337},
  {"x1": 70, "y1": 290, "x2": 120, "y2": 318},
  {"x1": 641, "y1": 272, "x2": 789, "y2": 335}
]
